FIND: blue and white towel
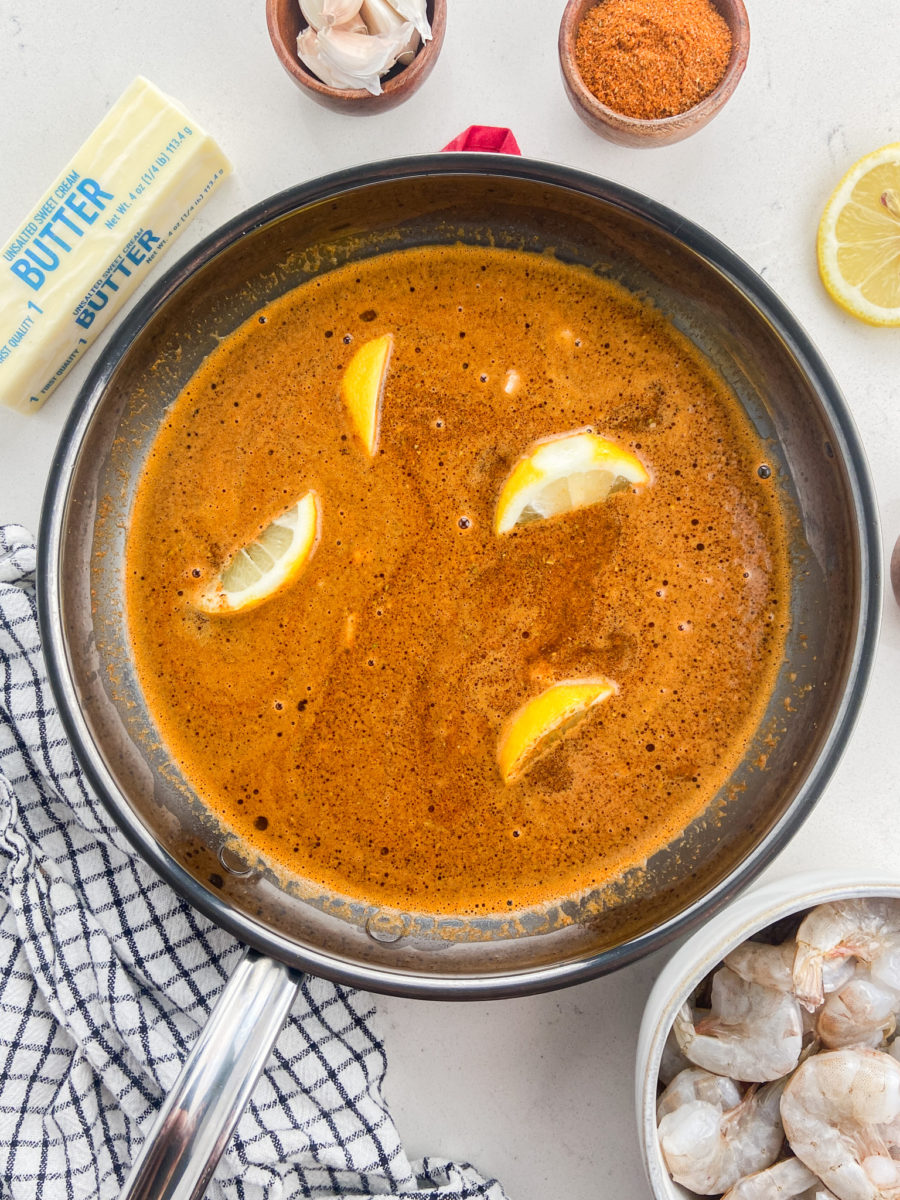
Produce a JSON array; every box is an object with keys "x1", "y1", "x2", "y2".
[{"x1": 0, "y1": 524, "x2": 507, "y2": 1200}]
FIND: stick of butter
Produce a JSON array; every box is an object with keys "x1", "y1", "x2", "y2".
[{"x1": 0, "y1": 76, "x2": 231, "y2": 413}]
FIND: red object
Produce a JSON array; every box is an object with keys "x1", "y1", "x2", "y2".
[{"x1": 441, "y1": 126, "x2": 522, "y2": 155}]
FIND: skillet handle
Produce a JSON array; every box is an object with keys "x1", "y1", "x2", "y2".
[{"x1": 122, "y1": 949, "x2": 303, "y2": 1200}]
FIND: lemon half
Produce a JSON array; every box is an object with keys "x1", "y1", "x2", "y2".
[
  {"x1": 495, "y1": 430, "x2": 649, "y2": 534},
  {"x1": 197, "y1": 491, "x2": 320, "y2": 615},
  {"x1": 497, "y1": 678, "x2": 618, "y2": 784},
  {"x1": 818, "y1": 142, "x2": 900, "y2": 325},
  {"x1": 341, "y1": 333, "x2": 393, "y2": 455}
]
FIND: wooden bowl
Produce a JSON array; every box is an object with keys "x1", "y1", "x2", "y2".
[
  {"x1": 558, "y1": 0, "x2": 749, "y2": 147},
  {"x1": 266, "y1": 0, "x2": 446, "y2": 114}
]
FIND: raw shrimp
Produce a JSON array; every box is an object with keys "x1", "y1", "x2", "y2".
[
  {"x1": 657, "y1": 1067, "x2": 743, "y2": 1121},
  {"x1": 794, "y1": 900, "x2": 900, "y2": 1011},
  {"x1": 658, "y1": 1077, "x2": 786, "y2": 1194},
  {"x1": 674, "y1": 965, "x2": 803, "y2": 1081},
  {"x1": 781, "y1": 1046, "x2": 900, "y2": 1200},
  {"x1": 870, "y1": 944, "x2": 900, "y2": 995},
  {"x1": 817, "y1": 972, "x2": 899, "y2": 1049},
  {"x1": 727, "y1": 939, "x2": 855, "y2": 999},
  {"x1": 721, "y1": 1157, "x2": 821, "y2": 1200},
  {"x1": 726, "y1": 940, "x2": 796, "y2": 991}
]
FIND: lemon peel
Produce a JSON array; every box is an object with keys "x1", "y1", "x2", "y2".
[
  {"x1": 341, "y1": 332, "x2": 393, "y2": 455},
  {"x1": 497, "y1": 677, "x2": 618, "y2": 784}
]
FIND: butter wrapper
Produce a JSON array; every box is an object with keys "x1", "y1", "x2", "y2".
[{"x1": 0, "y1": 76, "x2": 231, "y2": 413}]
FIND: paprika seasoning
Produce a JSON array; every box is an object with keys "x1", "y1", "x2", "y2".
[{"x1": 574, "y1": 0, "x2": 733, "y2": 121}]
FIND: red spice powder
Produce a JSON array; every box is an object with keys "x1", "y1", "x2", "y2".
[{"x1": 575, "y1": 0, "x2": 733, "y2": 121}]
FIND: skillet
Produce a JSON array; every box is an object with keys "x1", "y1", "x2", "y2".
[{"x1": 37, "y1": 155, "x2": 881, "y2": 1197}]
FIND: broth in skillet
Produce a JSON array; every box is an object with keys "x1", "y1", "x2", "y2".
[{"x1": 125, "y1": 245, "x2": 790, "y2": 917}]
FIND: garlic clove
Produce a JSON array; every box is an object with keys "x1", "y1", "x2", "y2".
[
  {"x1": 383, "y1": 0, "x2": 431, "y2": 42},
  {"x1": 299, "y1": 0, "x2": 364, "y2": 32},
  {"x1": 315, "y1": 23, "x2": 417, "y2": 94},
  {"x1": 297, "y1": 26, "x2": 374, "y2": 90},
  {"x1": 394, "y1": 31, "x2": 420, "y2": 67},
  {"x1": 336, "y1": 13, "x2": 368, "y2": 33},
  {"x1": 360, "y1": 0, "x2": 420, "y2": 59},
  {"x1": 299, "y1": 0, "x2": 326, "y2": 30},
  {"x1": 360, "y1": 0, "x2": 401, "y2": 34}
]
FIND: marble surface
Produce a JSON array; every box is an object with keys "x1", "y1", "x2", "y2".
[{"x1": 2, "y1": 3, "x2": 900, "y2": 1196}]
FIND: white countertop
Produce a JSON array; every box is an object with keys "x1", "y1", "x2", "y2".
[{"x1": 2, "y1": 3, "x2": 900, "y2": 1196}]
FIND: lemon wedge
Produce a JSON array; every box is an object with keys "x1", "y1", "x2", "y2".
[
  {"x1": 818, "y1": 143, "x2": 900, "y2": 325},
  {"x1": 341, "y1": 333, "x2": 393, "y2": 455},
  {"x1": 497, "y1": 678, "x2": 618, "y2": 784},
  {"x1": 494, "y1": 430, "x2": 649, "y2": 534},
  {"x1": 197, "y1": 491, "x2": 320, "y2": 615}
]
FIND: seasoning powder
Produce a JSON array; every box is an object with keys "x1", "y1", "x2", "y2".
[{"x1": 575, "y1": 0, "x2": 733, "y2": 121}]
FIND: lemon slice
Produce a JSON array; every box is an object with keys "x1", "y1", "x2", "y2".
[
  {"x1": 818, "y1": 143, "x2": 900, "y2": 325},
  {"x1": 497, "y1": 678, "x2": 618, "y2": 784},
  {"x1": 197, "y1": 491, "x2": 320, "y2": 614},
  {"x1": 341, "y1": 333, "x2": 393, "y2": 455},
  {"x1": 495, "y1": 430, "x2": 649, "y2": 534}
]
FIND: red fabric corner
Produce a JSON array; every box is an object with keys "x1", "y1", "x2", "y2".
[{"x1": 441, "y1": 126, "x2": 522, "y2": 156}]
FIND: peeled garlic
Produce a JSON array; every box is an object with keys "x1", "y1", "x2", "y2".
[
  {"x1": 300, "y1": 0, "x2": 364, "y2": 32},
  {"x1": 360, "y1": 0, "x2": 419, "y2": 63}
]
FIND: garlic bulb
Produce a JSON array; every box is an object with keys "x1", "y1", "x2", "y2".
[
  {"x1": 298, "y1": 21, "x2": 416, "y2": 94},
  {"x1": 300, "y1": 0, "x2": 364, "y2": 32}
]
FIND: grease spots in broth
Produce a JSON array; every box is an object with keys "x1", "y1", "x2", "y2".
[{"x1": 124, "y1": 245, "x2": 790, "y2": 917}]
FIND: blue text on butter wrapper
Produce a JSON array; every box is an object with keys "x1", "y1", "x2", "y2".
[
  {"x1": 7, "y1": 179, "x2": 114, "y2": 289},
  {"x1": 74, "y1": 228, "x2": 162, "y2": 328}
]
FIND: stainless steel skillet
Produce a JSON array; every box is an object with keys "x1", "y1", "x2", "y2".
[{"x1": 37, "y1": 156, "x2": 881, "y2": 1197}]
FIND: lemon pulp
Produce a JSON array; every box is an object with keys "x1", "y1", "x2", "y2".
[
  {"x1": 818, "y1": 143, "x2": 900, "y2": 325},
  {"x1": 197, "y1": 491, "x2": 320, "y2": 614}
]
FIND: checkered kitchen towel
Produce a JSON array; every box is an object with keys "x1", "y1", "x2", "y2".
[{"x1": 0, "y1": 525, "x2": 508, "y2": 1200}]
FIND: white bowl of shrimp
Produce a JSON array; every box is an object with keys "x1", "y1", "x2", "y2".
[{"x1": 636, "y1": 870, "x2": 900, "y2": 1200}]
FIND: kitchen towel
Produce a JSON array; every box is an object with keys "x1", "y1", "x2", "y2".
[{"x1": 0, "y1": 524, "x2": 507, "y2": 1200}]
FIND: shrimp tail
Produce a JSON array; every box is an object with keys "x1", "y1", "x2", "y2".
[
  {"x1": 792, "y1": 943, "x2": 826, "y2": 1011},
  {"x1": 792, "y1": 899, "x2": 900, "y2": 1012},
  {"x1": 720, "y1": 1157, "x2": 818, "y2": 1200},
  {"x1": 673, "y1": 1002, "x2": 697, "y2": 1053}
]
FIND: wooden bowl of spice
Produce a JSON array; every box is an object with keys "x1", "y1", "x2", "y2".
[{"x1": 559, "y1": 0, "x2": 749, "y2": 147}]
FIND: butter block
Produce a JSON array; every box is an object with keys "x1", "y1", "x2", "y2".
[{"x1": 0, "y1": 77, "x2": 231, "y2": 413}]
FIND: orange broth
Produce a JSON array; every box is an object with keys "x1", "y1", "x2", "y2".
[{"x1": 124, "y1": 245, "x2": 790, "y2": 916}]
